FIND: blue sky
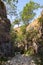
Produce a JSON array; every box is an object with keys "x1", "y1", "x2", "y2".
[{"x1": 8, "y1": 0, "x2": 43, "y2": 22}]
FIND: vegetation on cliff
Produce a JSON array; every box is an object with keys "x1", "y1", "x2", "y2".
[{"x1": 0, "y1": 0, "x2": 43, "y2": 65}]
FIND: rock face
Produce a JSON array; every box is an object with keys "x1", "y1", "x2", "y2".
[
  {"x1": 0, "y1": 0, "x2": 13, "y2": 57},
  {"x1": 5, "y1": 54, "x2": 36, "y2": 65}
]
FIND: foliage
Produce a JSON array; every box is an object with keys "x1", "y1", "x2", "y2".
[
  {"x1": 13, "y1": 18, "x2": 21, "y2": 27},
  {"x1": 10, "y1": 28, "x2": 17, "y2": 44},
  {"x1": 2, "y1": 0, "x2": 18, "y2": 16},
  {"x1": 39, "y1": 17, "x2": 43, "y2": 23},
  {"x1": 38, "y1": 11, "x2": 43, "y2": 25},
  {"x1": 24, "y1": 47, "x2": 34, "y2": 56},
  {"x1": 0, "y1": 1, "x2": 43, "y2": 65},
  {"x1": 38, "y1": 11, "x2": 43, "y2": 65},
  {"x1": 21, "y1": 1, "x2": 42, "y2": 25},
  {"x1": 20, "y1": 25, "x2": 26, "y2": 34},
  {"x1": 16, "y1": 34, "x2": 24, "y2": 43}
]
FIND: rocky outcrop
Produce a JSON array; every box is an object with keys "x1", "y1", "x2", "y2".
[
  {"x1": 0, "y1": 0, "x2": 13, "y2": 57},
  {"x1": 3, "y1": 54, "x2": 35, "y2": 65}
]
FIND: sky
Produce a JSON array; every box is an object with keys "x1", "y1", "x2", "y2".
[{"x1": 8, "y1": 0, "x2": 43, "y2": 22}]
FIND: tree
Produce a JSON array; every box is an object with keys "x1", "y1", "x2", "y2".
[
  {"x1": 21, "y1": 1, "x2": 42, "y2": 25},
  {"x1": 13, "y1": 18, "x2": 21, "y2": 27},
  {"x1": 2, "y1": 0, "x2": 18, "y2": 16}
]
